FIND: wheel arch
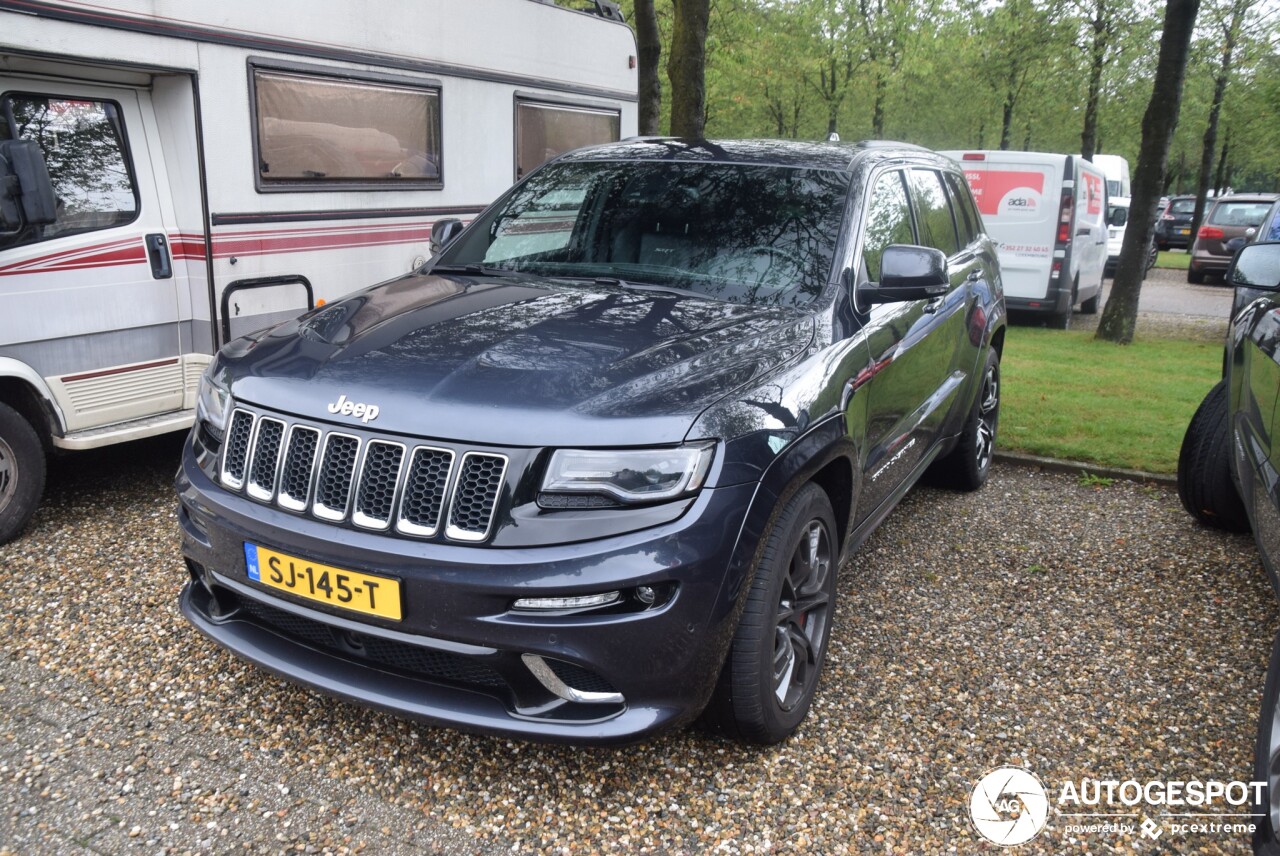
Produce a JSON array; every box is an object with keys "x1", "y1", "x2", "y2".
[{"x1": 0, "y1": 358, "x2": 65, "y2": 446}]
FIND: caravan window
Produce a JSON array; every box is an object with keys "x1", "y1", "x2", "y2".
[
  {"x1": 252, "y1": 69, "x2": 441, "y2": 190},
  {"x1": 0, "y1": 93, "x2": 139, "y2": 250},
  {"x1": 515, "y1": 100, "x2": 620, "y2": 180}
]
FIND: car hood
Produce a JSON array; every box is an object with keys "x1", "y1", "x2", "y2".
[{"x1": 223, "y1": 272, "x2": 814, "y2": 447}]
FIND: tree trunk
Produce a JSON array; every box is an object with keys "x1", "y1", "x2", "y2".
[
  {"x1": 872, "y1": 72, "x2": 886, "y2": 138},
  {"x1": 1080, "y1": 3, "x2": 1108, "y2": 160},
  {"x1": 1190, "y1": 4, "x2": 1244, "y2": 239},
  {"x1": 667, "y1": 0, "x2": 710, "y2": 138},
  {"x1": 1096, "y1": 0, "x2": 1201, "y2": 344},
  {"x1": 1214, "y1": 128, "x2": 1231, "y2": 194},
  {"x1": 1000, "y1": 69, "x2": 1016, "y2": 150},
  {"x1": 634, "y1": 0, "x2": 662, "y2": 136}
]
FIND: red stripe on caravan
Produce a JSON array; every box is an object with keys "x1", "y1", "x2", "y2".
[
  {"x1": 214, "y1": 220, "x2": 435, "y2": 240},
  {"x1": 0, "y1": 236, "x2": 139, "y2": 274},
  {"x1": 0, "y1": 241, "x2": 147, "y2": 275},
  {"x1": 62, "y1": 357, "x2": 179, "y2": 383},
  {"x1": 211, "y1": 225, "x2": 434, "y2": 258}
]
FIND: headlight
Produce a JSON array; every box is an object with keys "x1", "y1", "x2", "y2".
[
  {"x1": 541, "y1": 443, "x2": 715, "y2": 506},
  {"x1": 195, "y1": 367, "x2": 231, "y2": 439}
]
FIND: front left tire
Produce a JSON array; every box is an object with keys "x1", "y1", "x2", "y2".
[
  {"x1": 0, "y1": 401, "x2": 46, "y2": 545},
  {"x1": 701, "y1": 483, "x2": 837, "y2": 744},
  {"x1": 1177, "y1": 379, "x2": 1249, "y2": 532}
]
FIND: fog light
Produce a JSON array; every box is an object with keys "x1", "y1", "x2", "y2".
[
  {"x1": 512, "y1": 591, "x2": 621, "y2": 611},
  {"x1": 636, "y1": 585, "x2": 656, "y2": 605}
]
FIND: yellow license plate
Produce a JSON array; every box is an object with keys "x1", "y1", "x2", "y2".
[{"x1": 243, "y1": 543, "x2": 402, "y2": 621}]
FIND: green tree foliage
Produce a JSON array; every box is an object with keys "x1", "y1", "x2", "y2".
[{"x1": 619, "y1": 0, "x2": 1278, "y2": 191}]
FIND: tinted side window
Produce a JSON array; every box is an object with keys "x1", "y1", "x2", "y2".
[
  {"x1": 944, "y1": 172, "x2": 978, "y2": 246},
  {"x1": 861, "y1": 170, "x2": 915, "y2": 282},
  {"x1": 253, "y1": 68, "x2": 441, "y2": 189},
  {"x1": 908, "y1": 169, "x2": 959, "y2": 257},
  {"x1": 0, "y1": 94, "x2": 139, "y2": 251},
  {"x1": 515, "y1": 101, "x2": 620, "y2": 180}
]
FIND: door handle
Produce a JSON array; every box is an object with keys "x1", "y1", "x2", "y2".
[
  {"x1": 966, "y1": 270, "x2": 983, "y2": 282},
  {"x1": 145, "y1": 233, "x2": 172, "y2": 280},
  {"x1": 922, "y1": 296, "x2": 944, "y2": 314}
]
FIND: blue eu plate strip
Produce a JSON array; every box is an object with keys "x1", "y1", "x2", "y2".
[{"x1": 244, "y1": 543, "x2": 261, "y2": 582}]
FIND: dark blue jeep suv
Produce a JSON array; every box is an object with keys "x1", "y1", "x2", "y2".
[{"x1": 176, "y1": 139, "x2": 1006, "y2": 744}]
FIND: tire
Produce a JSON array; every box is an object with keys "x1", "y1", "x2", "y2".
[
  {"x1": 934, "y1": 348, "x2": 1000, "y2": 491},
  {"x1": 1177, "y1": 380, "x2": 1249, "y2": 532},
  {"x1": 701, "y1": 483, "x2": 837, "y2": 744},
  {"x1": 1050, "y1": 282, "x2": 1076, "y2": 329},
  {"x1": 1080, "y1": 291, "x2": 1100, "y2": 315},
  {"x1": 1188, "y1": 266, "x2": 1206, "y2": 285},
  {"x1": 1145, "y1": 241, "x2": 1158, "y2": 273},
  {"x1": 0, "y1": 401, "x2": 46, "y2": 546}
]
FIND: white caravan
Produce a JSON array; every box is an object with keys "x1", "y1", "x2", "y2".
[
  {"x1": 941, "y1": 150, "x2": 1108, "y2": 329},
  {"x1": 0, "y1": 0, "x2": 638, "y2": 542}
]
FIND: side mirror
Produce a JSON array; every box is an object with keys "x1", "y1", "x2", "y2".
[
  {"x1": 858, "y1": 245, "x2": 949, "y2": 304},
  {"x1": 430, "y1": 218, "x2": 465, "y2": 254},
  {"x1": 1108, "y1": 207, "x2": 1128, "y2": 228},
  {"x1": 0, "y1": 140, "x2": 57, "y2": 233},
  {"x1": 1226, "y1": 242, "x2": 1280, "y2": 291}
]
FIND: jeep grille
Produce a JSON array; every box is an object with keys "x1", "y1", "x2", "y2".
[{"x1": 218, "y1": 407, "x2": 507, "y2": 542}]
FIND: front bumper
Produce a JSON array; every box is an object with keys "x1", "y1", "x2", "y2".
[{"x1": 176, "y1": 435, "x2": 761, "y2": 744}]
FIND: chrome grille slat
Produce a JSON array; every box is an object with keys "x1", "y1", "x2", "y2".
[
  {"x1": 352, "y1": 440, "x2": 406, "y2": 530},
  {"x1": 219, "y1": 407, "x2": 506, "y2": 542},
  {"x1": 220, "y1": 409, "x2": 255, "y2": 490},
  {"x1": 313, "y1": 433, "x2": 362, "y2": 521},
  {"x1": 445, "y1": 452, "x2": 508, "y2": 542},
  {"x1": 277, "y1": 426, "x2": 320, "y2": 512},
  {"x1": 396, "y1": 447, "x2": 455, "y2": 538},
  {"x1": 246, "y1": 418, "x2": 285, "y2": 501}
]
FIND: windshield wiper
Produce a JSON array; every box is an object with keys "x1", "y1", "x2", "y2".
[
  {"x1": 555, "y1": 275, "x2": 713, "y2": 300},
  {"x1": 429, "y1": 263, "x2": 520, "y2": 277}
]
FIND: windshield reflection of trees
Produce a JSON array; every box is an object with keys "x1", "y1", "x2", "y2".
[{"x1": 454, "y1": 160, "x2": 849, "y2": 309}]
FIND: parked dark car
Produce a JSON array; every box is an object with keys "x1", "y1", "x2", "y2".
[
  {"x1": 1188, "y1": 194, "x2": 1279, "y2": 283},
  {"x1": 1177, "y1": 241, "x2": 1280, "y2": 852},
  {"x1": 176, "y1": 139, "x2": 1006, "y2": 745},
  {"x1": 1155, "y1": 195, "x2": 1196, "y2": 250}
]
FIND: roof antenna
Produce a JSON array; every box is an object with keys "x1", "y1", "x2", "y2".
[{"x1": 827, "y1": 132, "x2": 840, "y2": 142}]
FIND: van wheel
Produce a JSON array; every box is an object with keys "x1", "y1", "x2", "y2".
[
  {"x1": 1177, "y1": 380, "x2": 1249, "y2": 532},
  {"x1": 701, "y1": 483, "x2": 836, "y2": 744},
  {"x1": 0, "y1": 402, "x2": 46, "y2": 545},
  {"x1": 934, "y1": 348, "x2": 1000, "y2": 491},
  {"x1": 1080, "y1": 291, "x2": 1100, "y2": 314}
]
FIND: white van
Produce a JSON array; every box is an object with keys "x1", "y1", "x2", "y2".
[
  {"x1": 1092, "y1": 154, "x2": 1132, "y2": 199},
  {"x1": 941, "y1": 150, "x2": 1108, "y2": 329},
  {"x1": 0, "y1": 0, "x2": 638, "y2": 543}
]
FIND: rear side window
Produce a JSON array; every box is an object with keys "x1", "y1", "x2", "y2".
[
  {"x1": 861, "y1": 170, "x2": 915, "y2": 282},
  {"x1": 0, "y1": 93, "x2": 139, "y2": 250},
  {"x1": 944, "y1": 172, "x2": 980, "y2": 245},
  {"x1": 252, "y1": 67, "x2": 441, "y2": 190},
  {"x1": 1170, "y1": 198, "x2": 1195, "y2": 215},
  {"x1": 1208, "y1": 201, "x2": 1273, "y2": 228},
  {"x1": 515, "y1": 100, "x2": 620, "y2": 180},
  {"x1": 908, "y1": 169, "x2": 959, "y2": 257}
]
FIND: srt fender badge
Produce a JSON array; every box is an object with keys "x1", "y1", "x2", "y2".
[{"x1": 327, "y1": 394, "x2": 380, "y2": 423}]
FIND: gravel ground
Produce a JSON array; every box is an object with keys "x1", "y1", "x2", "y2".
[{"x1": 1, "y1": 434, "x2": 1275, "y2": 854}]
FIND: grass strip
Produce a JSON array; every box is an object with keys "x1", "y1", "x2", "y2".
[{"x1": 999, "y1": 326, "x2": 1221, "y2": 474}]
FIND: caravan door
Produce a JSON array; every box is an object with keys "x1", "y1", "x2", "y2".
[{"x1": 0, "y1": 79, "x2": 201, "y2": 439}]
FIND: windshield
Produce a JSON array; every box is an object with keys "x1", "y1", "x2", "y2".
[
  {"x1": 438, "y1": 160, "x2": 850, "y2": 307},
  {"x1": 1208, "y1": 201, "x2": 1273, "y2": 228}
]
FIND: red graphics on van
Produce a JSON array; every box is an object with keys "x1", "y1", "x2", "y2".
[{"x1": 964, "y1": 169, "x2": 1046, "y2": 217}]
